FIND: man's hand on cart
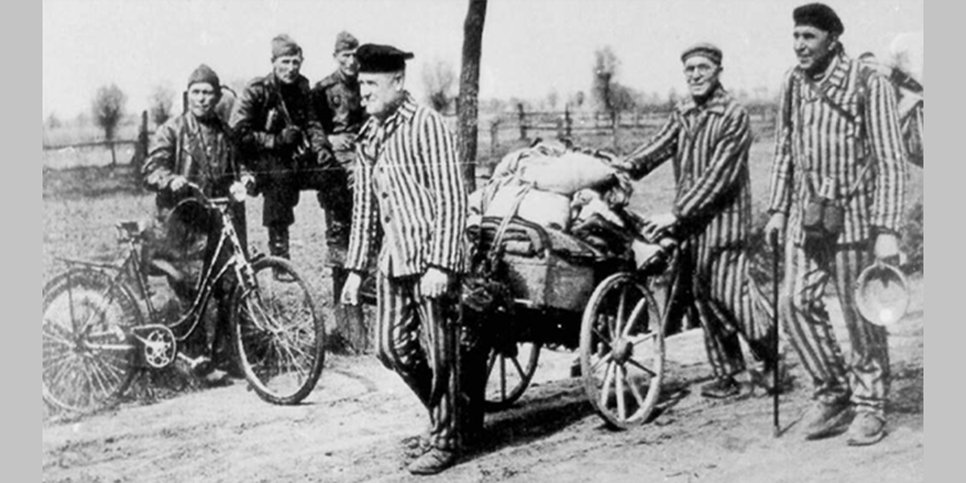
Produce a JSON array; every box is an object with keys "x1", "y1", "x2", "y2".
[
  {"x1": 642, "y1": 212, "x2": 678, "y2": 239},
  {"x1": 420, "y1": 267, "x2": 450, "y2": 299}
]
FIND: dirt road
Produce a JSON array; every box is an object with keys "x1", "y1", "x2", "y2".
[{"x1": 42, "y1": 278, "x2": 923, "y2": 483}]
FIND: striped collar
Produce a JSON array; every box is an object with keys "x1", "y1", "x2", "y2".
[
  {"x1": 676, "y1": 84, "x2": 730, "y2": 115},
  {"x1": 797, "y1": 51, "x2": 851, "y2": 89},
  {"x1": 357, "y1": 91, "x2": 417, "y2": 143}
]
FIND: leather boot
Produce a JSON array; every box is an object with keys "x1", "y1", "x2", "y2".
[
  {"x1": 267, "y1": 226, "x2": 295, "y2": 282},
  {"x1": 267, "y1": 225, "x2": 290, "y2": 259}
]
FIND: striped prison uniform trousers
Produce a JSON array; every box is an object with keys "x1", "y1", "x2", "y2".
[
  {"x1": 669, "y1": 239, "x2": 775, "y2": 379},
  {"x1": 375, "y1": 272, "x2": 460, "y2": 451},
  {"x1": 782, "y1": 239, "x2": 888, "y2": 416}
]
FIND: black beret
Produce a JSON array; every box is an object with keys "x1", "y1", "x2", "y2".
[
  {"x1": 356, "y1": 43, "x2": 414, "y2": 73},
  {"x1": 681, "y1": 42, "x2": 722, "y2": 65},
  {"x1": 793, "y1": 3, "x2": 844, "y2": 36}
]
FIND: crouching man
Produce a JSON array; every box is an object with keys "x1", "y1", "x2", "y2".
[{"x1": 142, "y1": 64, "x2": 253, "y2": 384}]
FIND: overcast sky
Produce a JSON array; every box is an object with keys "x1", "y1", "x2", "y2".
[{"x1": 42, "y1": 0, "x2": 922, "y2": 120}]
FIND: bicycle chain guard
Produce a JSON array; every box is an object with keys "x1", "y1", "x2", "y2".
[{"x1": 131, "y1": 325, "x2": 178, "y2": 369}]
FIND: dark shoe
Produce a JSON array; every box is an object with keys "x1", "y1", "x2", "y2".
[
  {"x1": 407, "y1": 448, "x2": 457, "y2": 475},
  {"x1": 846, "y1": 411, "x2": 886, "y2": 446},
  {"x1": 701, "y1": 376, "x2": 740, "y2": 399},
  {"x1": 802, "y1": 402, "x2": 854, "y2": 440}
]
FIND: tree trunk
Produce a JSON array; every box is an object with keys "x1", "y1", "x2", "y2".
[{"x1": 457, "y1": 0, "x2": 487, "y2": 193}]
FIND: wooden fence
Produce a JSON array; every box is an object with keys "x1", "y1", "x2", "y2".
[{"x1": 477, "y1": 104, "x2": 778, "y2": 155}]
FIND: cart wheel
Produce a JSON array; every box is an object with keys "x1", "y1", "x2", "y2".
[
  {"x1": 580, "y1": 272, "x2": 664, "y2": 429},
  {"x1": 483, "y1": 339, "x2": 541, "y2": 411}
]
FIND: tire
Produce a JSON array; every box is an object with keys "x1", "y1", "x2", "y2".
[
  {"x1": 42, "y1": 268, "x2": 144, "y2": 414},
  {"x1": 483, "y1": 339, "x2": 541, "y2": 411},
  {"x1": 231, "y1": 256, "x2": 325, "y2": 405},
  {"x1": 580, "y1": 272, "x2": 665, "y2": 429}
]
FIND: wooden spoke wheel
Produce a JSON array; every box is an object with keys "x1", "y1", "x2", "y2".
[
  {"x1": 580, "y1": 272, "x2": 665, "y2": 429},
  {"x1": 483, "y1": 338, "x2": 541, "y2": 411}
]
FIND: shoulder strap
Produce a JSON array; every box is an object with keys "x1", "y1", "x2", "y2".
[{"x1": 793, "y1": 69, "x2": 859, "y2": 125}]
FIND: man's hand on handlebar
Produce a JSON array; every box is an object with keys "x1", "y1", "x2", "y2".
[{"x1": 168, "y1": 175, "x2": 190, "y2": 193}]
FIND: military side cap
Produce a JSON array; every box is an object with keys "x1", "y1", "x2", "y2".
[
  {"x1": 681, "y1": 42, "x2": 723, "y2": 65},
  {"x1": 793, "y1": 3, "x2": 844, "y2": 35},
  {"x1": 335, "y1": 31, "x2": 359, "y2": 54},
  {"x1": 272, "y1": 34, "x2": 302, "y2": 60},
  {"x1": 356, "y1": 43, "x2": 414, "y2": 73},
  {"x1": 187, "y1": 64, "x2": 220, "y2": 89}
]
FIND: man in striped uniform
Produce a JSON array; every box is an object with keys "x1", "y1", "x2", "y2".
[
  {"x1": 617, "y1": 43, "x2": 777, "y2": 399},
  {"x1": 339, "y1": 44, "x2": 467, "y2": 475},
  {"x1": 764, "y1": 3, "x2": 907, "y2": 446}
]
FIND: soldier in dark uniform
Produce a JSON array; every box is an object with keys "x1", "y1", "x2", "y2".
[
  {"x1": 312, "y1": 31, "x2": 367, "y2": 351},
  {"x1": 229, "y1": 34, "x2": 327, "y2": 262}
]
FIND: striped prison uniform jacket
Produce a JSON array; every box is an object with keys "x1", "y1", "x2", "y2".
[
  {"x1": 767, "y1": 51, "x2": 907, "y2": 244},
  {"x1": 769, "y1": 52, "x2": 907, "y2": 415},
  {"x1": 345, "y1": 92, "x2": 467, "y2": 278},
  {"x1": 622, "y1": 86, "x2": 774, "y2": 377},
  {"x1": 345, "y1": 93, "x2": 467, "y2": 450}
]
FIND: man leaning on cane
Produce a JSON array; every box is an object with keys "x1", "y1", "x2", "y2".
[{"x1": 764, "y1": 3, "x2": 907, "y2": 446}]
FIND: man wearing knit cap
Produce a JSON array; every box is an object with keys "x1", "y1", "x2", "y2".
[
  {"x1": 616, "y1": 42, "x2": 780, "y2": 400},
  {"x1": 764, "y1": 3, "x2": 907, "y2": 445},
  {"x1": 340, "y1": 43, "x2": 467, "y2": 475},
  {"x1": 143, "y1": 64, "x2": 254, "y2": 384},
  {"x1": 311, "y1": 30, "x2": 367, "y2": 352},
  {"x1": 229, "y1": 34, "x2": 327, "y2": 268}
]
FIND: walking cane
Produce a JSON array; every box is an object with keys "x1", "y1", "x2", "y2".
[{"x1": 770, "y1": 230, "x2": 781, "y2": 437}]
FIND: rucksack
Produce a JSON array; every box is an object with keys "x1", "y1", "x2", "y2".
[{"x1": 857, "y1": 56, "x2": 924, "y2": 167}]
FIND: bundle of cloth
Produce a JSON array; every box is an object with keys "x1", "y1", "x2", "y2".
[{"x1": 468, "y1": 140, "x2": 633, "y2": 232}]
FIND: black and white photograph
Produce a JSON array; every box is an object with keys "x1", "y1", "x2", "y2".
[{"x1": 41, "y1": 0, "x2": 924, "y2": 481}]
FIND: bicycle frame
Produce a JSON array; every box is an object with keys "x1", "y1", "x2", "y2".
[{"x1": 51, "y1": 191, "x2": 257, "y2": 364}]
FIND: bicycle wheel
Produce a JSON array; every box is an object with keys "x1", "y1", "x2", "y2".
[
  {"x1": 231, "y1": 256, "x2": 325, "y2": 404},
  {"x1": 42, "y1": 268, "x2": 143, "y2": 413},
  {"x1": 580, "y1": 272, "x2": 665, "y2": 429}
]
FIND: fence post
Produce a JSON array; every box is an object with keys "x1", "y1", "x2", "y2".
[
  {"x1": 517, "y1": 103, "x2": 527, "y2": 140},
  {"x1": 564, "y1": 106, "x2": 572, "y2": 138},
  {"x1": 611, "y1": 110, "x2": 619, "y2": 151},
  {"x1": 490, "y1": 118, "x2": 500, "y2": 155},
  {"x1": 132, "y1": 110, "x2": 149, "y2": 190}
]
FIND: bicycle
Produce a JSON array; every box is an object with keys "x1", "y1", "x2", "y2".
[{"x1": 42, "y1": 184, "x2": 326, "y2": 414}]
